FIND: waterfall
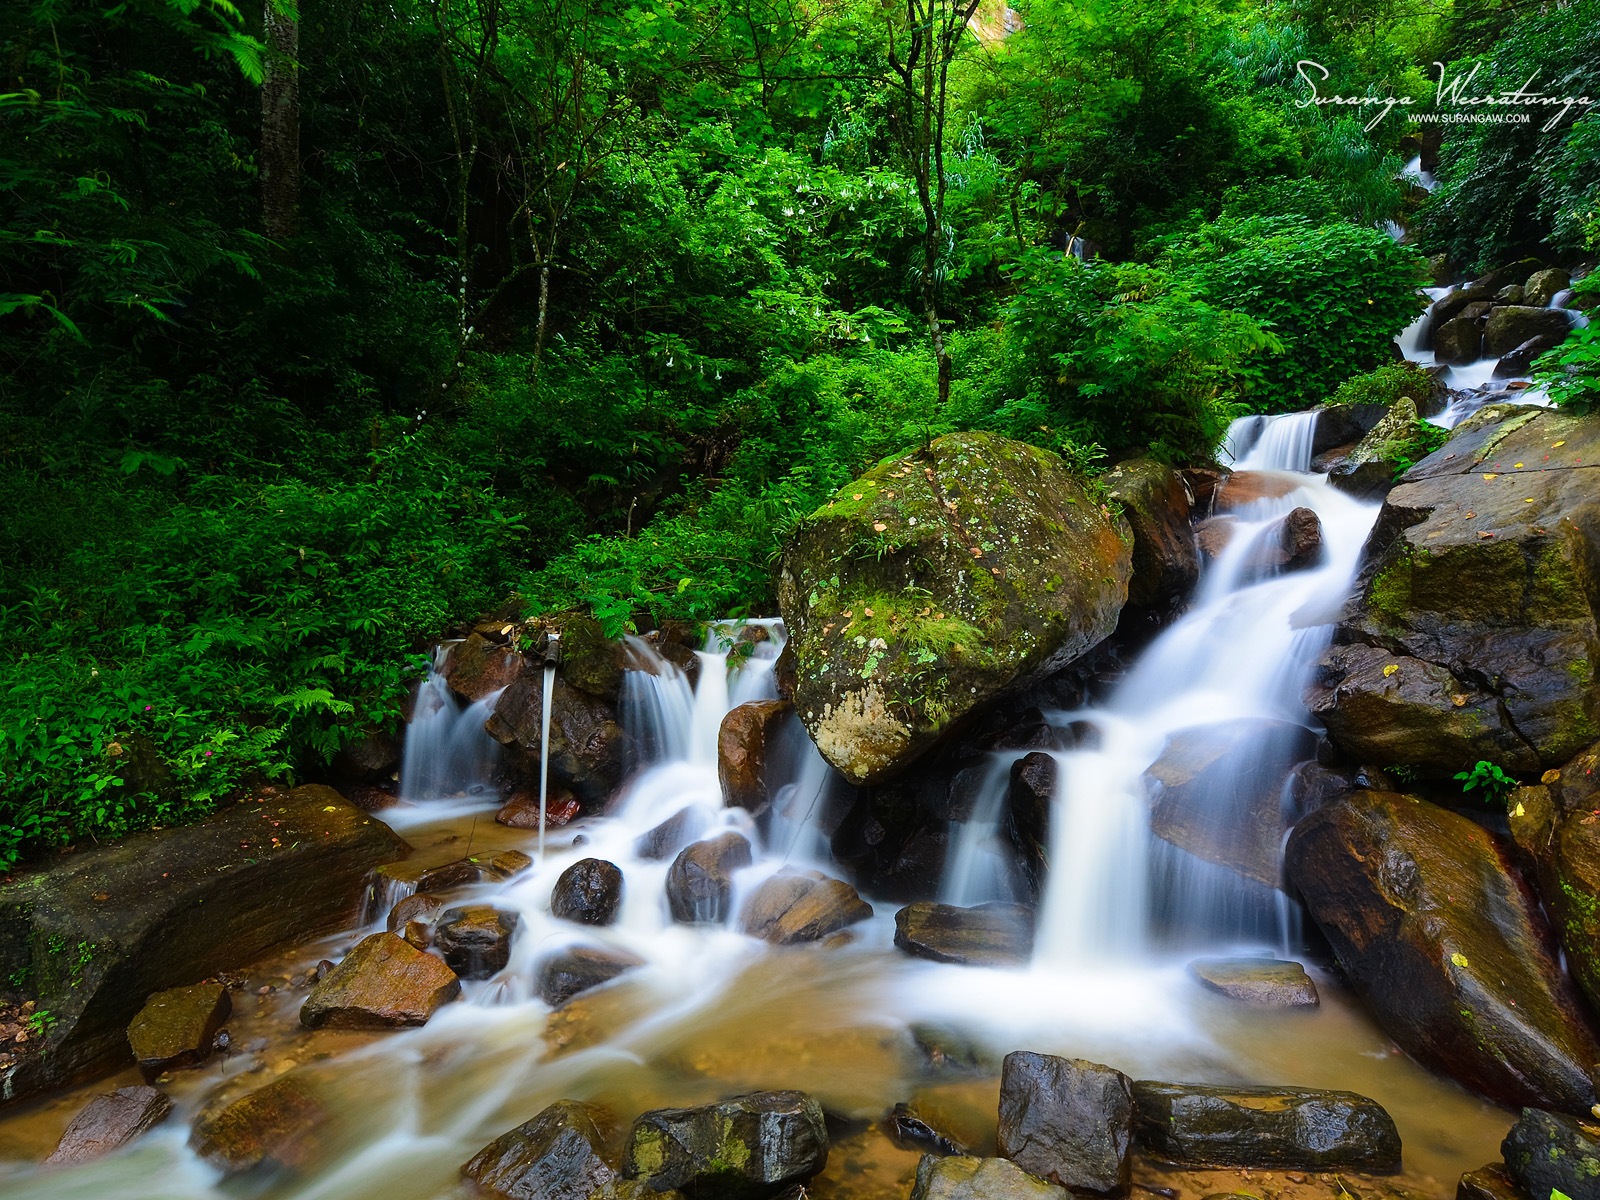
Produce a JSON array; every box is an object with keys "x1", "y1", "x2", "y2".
[
  {"x1": 396, "y1": 646, "x2": 505, "y2": 805},
  {"x1": 1219, "y1": 409, "x2": 1318, "y2": 472}
]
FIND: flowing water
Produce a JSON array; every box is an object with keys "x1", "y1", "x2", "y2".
[{"x1": 0, "y1": 459, "x2": 1519, "y2": 1197}]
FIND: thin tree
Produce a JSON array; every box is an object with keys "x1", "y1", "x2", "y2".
[{"x1": 262, "y1": 0, "x2": 301, "y2": 241}]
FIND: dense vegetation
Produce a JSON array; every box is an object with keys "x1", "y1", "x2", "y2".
[{"x1": 1, "y1": 0, "x2": 1596, "y2": 865}]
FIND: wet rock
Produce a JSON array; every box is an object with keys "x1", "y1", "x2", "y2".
[
  {"x1": 1194, "y1": 517, "x2": 1237, "y2": 562},
  {"x1": 127, "y1": 981, "x2": 232, "y2": 1079},
  {"x1": 189, "y1": 1074, "x2": 329, "y2": 1176},
  {"x1": 1285, "y1": 791, "x2": 1600, "y2": 1112},
  {"x1": 486, "y1": 671, "x2": 632, "y2": 806},
  {"x1": 1495, "y1": 335, "x2": 1564, "y2": 378},
  {"x1": 1311, "y1": 407, "x2": 1600, "y2": 775},
  {"x1": 888, "y1": 1102, "x2": 971, "y2": 1157},
  {"x1": 551, "y1": 858, "x2": 624, "y2": 926},
  {"x1": 1146, "y1": 720, "x2": 1317, "y2": 888},
  {"x1": 719, "y1": 700, "x2": 794, "y2": 811},
  {"x1": 490, "y1": 850, "x2": 536, "y2": 881},
  {"x1": 1006, "y1": 753, "x2": 1054, "y2": 896},
  {"x1": 1188, "y1": 959, "x2": 1318, "y2": 1007},
  {"x1": 912, "y1": 1154, "x2": 1070, "y2": 1200},
  {"x1": 1314, "y1": 405, "x2": 1389, "y2": 457},
  {"x1": 635, "y1": 807, "x2": 709, "y2": 862},
  {"x1": 331, "y1": 729, "x2": 402, "y2": 785},
  {"x1": 666, "y1": 832, "x2": 753, "y2": 924},
  {"x1": 1525, "y1": 268, "x2": 1572, "y2": 309},
  {"x1": 1484, "y1": 307, "x2": 1573, "y2": 359},
  {"x1": 300, "y1": 931, "x2": 461, "y2": 1028},
  {"x1": 893, "y1": 902, "x2": 1034, "y2": 967},
  {"x1": 1105, "y1": 458, "x2": 1198, "y2": 611},
  {"x1": 624, "y1": 1090, "x2": 829, "y2": 1198},
  {"x1": 1239, "y1": 507, "x2": 1325, "y2": 573},
  {"x1": 740, "y1": 870, "x2": 872, "y2": 944},
  {"x1": 1130, "y1": 1081, "x2": 1401, "y2": 1172},
  {"x1": 442, "y1": 632, "x2": 524, "y2": 702},
  {"x1": 911, "y1": 1024, "x2": 995, "y2": 1075},
  {"x1": 997, "y1": 1052, "x2": 1133, "y2": 1194},
  {"x1": 1497, "y1": 285, "x2": 1526, "y2": 305},
  {"x1": 537, "y1": 945, "x2": 644, "y2": 1006},
  {"x1": 45, "y1": 1085, "x2": 173, "y2": 1166},
  {"x1": 1182, "y1": 468, "x2": 1228, "y2": 515},
  {"x1": 497, "y1": 787, "x2": 582, "y2": 830},
  {"x1": 461, "y1": 1099, "x2": 617, "y2": 1200},
  {"x1": 1456, "y1": 1162, "x2": 1522, "y2": 1200},
  {"x1": 1327, "y1": 398, "x2": 1424, "y2": 502},
  {"x1": 1217, "y1": 471, "x2": 1301, "y2": 509},
  {"x1": 0, "y1": 784, "x2": 406, "y2": 1104},
  {"x1": 1433, "y1": 316, "x2": 1483, "y2": 365},
  {"x1": 1502, "y1": 1109, "x2": 1600, "y2": 1200},
  {"x1": 1429, "y1": 283, "x2": 1494, "y2": 329},
  {"x1": 776, "y1": 431, "x2": 1132, "y2": 786},
  {"x1": 435, "y1": 906, "x2": 520, "y2": 980},
  {"x1": 387, "y1": 892, "x2": 444, "y2": 933}
]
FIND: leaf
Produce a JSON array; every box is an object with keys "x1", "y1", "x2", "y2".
[
  {"x1": 1451, "y1": 952, "x2": 1469, "y2": 968},
  {"x1": 1382, "y1": 664, "x2": 1399, "y2": 677}
]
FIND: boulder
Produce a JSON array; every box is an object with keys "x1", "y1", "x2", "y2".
[
  {"x1": 775, "y1": 431, "x2": 1132, "y2": 785},
  {"x1": 1328, "y1": 398, "x2": 1422, "y2": 501},
  {"x1": 911, "y1": 1155, "x2": 1070, "y2": 1200},
  {"x1": 624, "y1": 1090, "x2": 828, "y2": 1198},
  {"x1": 498, "y1": 787, "x2": 582, "y2": 830},
  {"x1": 1216, "y1": 472, "x2": 1298, "y2": 509},
  {"x1": 635, "y1": 807, "x2": 709, "y2": 862},
  {"x1": 44, "y1": 1085, "x2": 173, "y2": 1166},
  {"x1": 1182, "y1": 468, "x2": 1227, "y2": 515},
  {"x1": 435, "y1": 906, "x2": 520, "y2": 980},
  {"x1": 1285, "y1": 791, "x2": 1600, "y2": 1112},
  {"x1": 718, "y1": 700, "x2": 794, "y2": 811},
  {"x1": 1188, "y1": 959, "x2": 1318, "y2": 1007},
  {"x1": 739, "y1": 871, "x2": 872, "y2": 944},
  {"x1": 1311, "y1": 407, "x2": 1600, "y2": 775},
  {"x1": 442, "y1": 632, "x2": 524, "y2": 702},
  {"x1": 1496, "y1": 285, "x2": 1526, "y2": 305},
  {"x1": 1496, "y1": 335, "x2": 1564, "y2": 378},
  {"x1": 893, "y1": 902, "x2": 1034, "y2": 967},
  {"x1": 1456, "y1": 1163, "x2": 1522, "y2": 1200},
  {"x1": 1129, "y1": 1081, "x2": 1401, "y2": 1172},
  {"x1": 486, "y1": 672, "x2": 632, "y2": 805},
  {"x1": 387, "y1": 892, "x2": 444, "y2": 933},
  {"x1": 1237, "y1": 507, "x2": 1324, "y2": 574},
  {"x1": 1525, "y1": 268, "x2": 1572, "y2": 308},
  {"x1": 997, "y1": 1052, "x2": 1133, "y2": 1194},
  {"x1": 1006, "y1": 752, "x2": 1054, "y2": 897},
  {"x1": 1194, "y1": 517, "x2": 1236, "y2": 562},
  {"x1": 461, "y1": 1099, "x2": 617, "y2": 1200},
  {"x1": 1433, "y1": 315, "x2": 1483, "y2": 365},
  {"x1": 1314, "y1": 405, "x2": 1389, "y2": 457},
  {"x1": 1146, "y1": 720, "x2": 1317, "y2": 888},
  {"x1": 299, "y1": 932, "x2": 461, "y2": 1028},
  {"x1": 1104, "y1": 458, "x2": 1198, "y2": 611},
  {"x1": 551, "y1": 858, "x2": 624, "y2": 926},
  {"x1": 1501, "y1": 1108, "x2": 1600, "y2": 1200},
  {"x1": 189, "y1": 1074, "x2": 329, "y2": 1176},
  {"x1": 537, "y1": 946, "x2": 644, "y2": 1006},
  {"x1": 1484, "y1": 306, "x2": 1573, "y2": 359},
  {"x1": 126, "y1": 981, "x2": 231, "y2": 1079},
  {"x1": 666, "y1": 832, "x2": 753, "y2": 924},
  {"x1": 0, "y1": 785, "x2": 406, "y2": 1104},
  {"x1": 331, "y1": 729, "x2": 402, "y2": 785},
  {"x1": 1429, "y1": 283, "x2": 1494, "y2": 329}
]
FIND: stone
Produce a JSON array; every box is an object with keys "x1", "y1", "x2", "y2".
[
  {"x1": 127, "y1": 981, "x2": 232, "y2": 1079},
  {"x1": 776, "y1": 431, "x2": 1132, "y2": 785},
  {"x1": 1216, "y1": 472, "x2": 1299, "y2": 509},
  {"x1": 461, "y1": 1099, "x2": 617, "y2": 1200},
  {"x1": 887, "y1": 1102, "x2": 971, "y2": 1156},
  {"x1": 1105, "y1": 458, "x2": 1198, "y2": 611},
  {"x1": 300, "y1": 932, "x2": 461, "y2": 1028},
  {"x1": 1188, "y1": 959, "x2": 1318, "y2": 1007},
  {"x1": 1526, "y1": 268, "x2": 1572, "y2": 308},
  {"x1": 45, "y1": 1085, "x2": 173, "y2": 1166},
  {"x1": 911, "y1": 1155, "x2": 1070, "y2": 1200},
  {"x1": 666, "y1": 832, "x2": 753, "y2": 924},
  {"x1": 1311, "y1": 407, "x2": 1600, "y2": 775},
  {"x1": 1314, "y1": 404, "x2": 1389, "y2": 456},
  {"x1": 1327, "y1": 398, "x2": 1423, "y2": 502},
  {"x1": 1182, "y1": 468, "x2": 1227, "y2": 514},
  {"x1": 1496, "y1": 334, "x2": 1565, "y2": 378},
  {"x1": 442, "y1": 632, "x2": 524, "y2": 702},
  {"x1": 893, "y1": 902, "x2": 1034, "y2": 966},
  {"x1": 189, "y1": 1074, "x2": 329, "y2": 1176},
  {"x1": 997, "y1": 1052, "x2": 1133, "y2": 1194},
  {"x1": 486, "y1": 672, "x2": 631, "y2": 805},
  {"x1": 1502, "y1": 1109, "x2": 1600, "y2": 1200},
  {"x1": 435, "y1": 906, "x2": 520, "y2": 979},
  {"x1": 1285, "y1": 791, "x2": 1600, "y2": 1112},
  {"x1": 486, "y1": 849, "x2": 534, "y2": 881},
  {"x1": 497, "y1": 787, "x2": 582, "y2": 830},
  {"x1": 1006, "y1": 752, "x2": 1054, "y2": 896},
  {"x1": 0, "y1": 784, "x2": 406, "y2": 1104},
  {"x1": 1194, "y1": 517, "x2": 1236, "y2": 561},
  {"x1": 1429, "y1": 282, "x2": 1494, "y2": 329},
  {"x1": 1433, "y1": 315, "x2": 1483, "y2": 364},
  {"x1": 740, "y1": 871, "x2": 872, "y2": 944},
  {"x1": 635, "y1": 807, "x2": 709, "y2": 861},
  {"x1": 537, "y1": 945, "x2": 644, "y2": 1006},
  {"x1": 551, "y1": 858, "x2": 624, "y2": 926},
  {"x1": 718, "y1": 699, "x2": 794, "y2": 811},
  {"x1": 1496, "y1": 285, "x2": 1526, "y2": 305},
  {"x1": 387, "y1": 892, "x2": 444, "y2": 933},
  {"x1": 1237, "y1": 507, "x2": 1324, "y2": 574},
  {"x1": 331, "y1": 729, "x2": 402, "y2": 785},
  {"x1": 1130, "y1": 1081, "x2": 1401, "y2": 1172},
  {"x1": 1484, "y1": 306, "x2": 1573, "y2": 359},
  {"x1": 1456, "y1": 1162, "x2": 1523, "y2": 1200},
  {"x1": 624, "y1": 1090, "x2": 828, "y2": 1198}
]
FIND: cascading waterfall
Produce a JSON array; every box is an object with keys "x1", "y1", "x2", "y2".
[
  {"x1": 537, "y1": 635, "x2": 559, "y2": 857},
  {"x1": 396, "y1": 645, "x2": 505, "y2": 805}
]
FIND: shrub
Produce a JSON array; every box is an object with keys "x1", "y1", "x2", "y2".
[{"x1": 1329, "y1": 362, "x2": 1437, "y2": 410}]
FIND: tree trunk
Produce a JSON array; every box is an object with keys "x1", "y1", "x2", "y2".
[{"x1": 262, "y1": 1, "x2": 301, "y2": 242}]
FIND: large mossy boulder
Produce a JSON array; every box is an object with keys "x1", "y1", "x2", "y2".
[
  {"x1": 0, "y1": 786, "x2": 407, "y2": 1105},
  {"x1": 624, "y1": 1090, "x2": 829, "y2": 1198},
  {"x1": 1326, "y1": 398, "x2": 1419, "y2": 501},
  {"x1": 1310, "y1": 406, "x2": 1600, "y2": 776},
  {"x1": 776, "y1": 432, "x2": 1132, "y2": 784},
  {"x1": 1285, "y1": 790, "x2": 1600, "y2": 1113}
]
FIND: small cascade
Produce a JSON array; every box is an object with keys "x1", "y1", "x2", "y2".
[
  {"x1": 1220, "y1": 409, "x2": 1318, "y2": 472},
  {"x1": 536, "y1": 634, "x2": 559, "y2": 857},
  {"x1": 1400, "y1": 154, "x2": 1436, "y2": 192},
  {"x1": 396, "y1": 646, "x2": 505, "y2": 806},
  {"x1": 941, "y1": 754, "x2": 1028, "y2": 905}
]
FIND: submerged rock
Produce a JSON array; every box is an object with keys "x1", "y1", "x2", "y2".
[
  {"x1": 550, "y1": 858, "x2": 624, "y2": 926},
  {"x1": 719, "y1": 699, "x2": 794, "y2": 812},
  {"x1": 497, "y1": 786, "x2": 582, "y2": 830},
  {"x1": 126, "y1": 981, "x2": 231, "y2": 1079},
  {"x1": 1187, "y1": 959, "x2": 1318, "y2": 1007},
  {"x1": 635, "y1": 807, "x2": 709, "y2": 862},
  {"x1": 1456, "y1": 1162, "x2": 1523, "y2": 1200},
  {"x1": 1130, "y1": 1081, "x2": 1401, "y2": 1172},
  {"x1": 1285, "y1": 791, "x2": 1600, "y2": 1112},
  {"x1": 666, "y1": 832, "x2": 753, "y2": 924},
  {"x1": 189, "y1": 1074, "x2": 329, "y2": 1176},
  {"x1": 776, "y1": 431, "x2": 1132, "y2": 785},
  {"x1": 461, "y1": 1099, "x2": 617, "y2": 1200},
  {"x1": 893, "y1": 902, "x2": 1034, "y2": 966},
  {"x1": 45, "y1": 1085, "x2": 173, "y2": 1166},
  {"x1": 1104, "y1": 458, "x2": 1198, "y2": 612},
  {"x1": 537, "y1": 945, "x2": 644, "y2": 1006},
  {"x1": 912, "y1": 1155, "x2": 1070, "y2": 1200},
  {"x1": 997, "y1": 1052, "x2": 1134, "y2": 1195},
  {"x1": 888, "y1": 1102, "x2": 971, "y2": 1157},
  {"x1": 740, "y1": 870, "x2": 872, "y2": 944},
  {"x1": 624, "y1": 1090, "x2": 828, "y2": 1198},
  {"x1": 435, "y1": 906, "x2": 520, "y2": 980},
  {"x1": 300, "y1": 932, "x2": 461, "y2": 1028},
  {"x1": 1501, "y1": 1108, "x2": 1600, "y2": 1200}
]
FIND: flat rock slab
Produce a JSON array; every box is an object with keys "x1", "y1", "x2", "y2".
[
  {"x1": 190, "y1": 1074, "x2": 329, "y2": 1176},
  {"x1": 912, "y1": 1154, "x2": 1070, "y2": 1200},
  {"x1": 894, "y1": 902, "x2": 1034, "y2": 967},
  {"x1": 45, "y1": 1085, "x2": 172, "y2": 1166},
  {"x1": 127, "y1": 981, "x2": 232, "y2": 1078},
  {"x1": 1188, "y1": 960, "x2": 1319, "y2": 1008},
  {"x1": 741, "y1": 871, "x2": 872, "y2": 944},
  {"x1": 624, "y1": 1089, "x2": 828, "y2": 1198},
  {"x1": 997, "y1": 1052, "x2": 1133, "y2": 1194},
  {"x1": 1131, "y1": 1081, "x2": 1401, "y2": 1172},
  {"x1": 1457, "y1": 1162, "x2": 1523, "y2": 1200},
  {"x1": 300, "y1": 931, "x2": 460, "y2": 1029},
  {"x1": 462, "y1": 1099, "x2": 618, "y2": 1200}
]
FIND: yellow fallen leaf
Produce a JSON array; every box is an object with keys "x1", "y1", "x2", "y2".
[
  {"x1": 1451, "y1": 952, "x2": 1469, "y2": 968},
  {"x1": 1483, "y1": 473, "x2": 1499, "y2": 480},
  {"x1": 1525, "y1": 498, "x2": 1535, "y2": 503},
  {"x1": 1514, "y1": 462, "x2": 1524, "y2": 468},
  {"x1": 1451, "y1": 693, "x2": 1468, "y2": 707},
  {"x1": 1554, "y1": 441, "x2": 1566, "y2": 447},
  {"x1": 1543, "y1": 768, "x2": 1563, "y2": 784},
  {"x1": 852, "y1": 493, "x2": 863, "y2": 500},
  {"x1": 1513, "y1": 802, "x2": 1526, "y2": 818},
  {"x1": 323, "y1": 806, "x2": 338, "y2": 812},
  {"x1": 1382, "y1": 664, "x2": 1399, "y2": 677}
]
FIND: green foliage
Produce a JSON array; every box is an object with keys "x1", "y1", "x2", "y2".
[
  {"x1": 1454, "y1": 759, "x2": 1518, "y2": 806},
  {"x1": 1329, "y1": 361, "x2": 1436, "y2": 410},
  {"x1": 1389, "y1": 420, "x2": 1450, "y2": 478},
  {"x1": 1533, "y1": 325, "x2": 1600, "y2": 416}
]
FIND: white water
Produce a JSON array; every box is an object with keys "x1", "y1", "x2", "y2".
[
  {"x1": 1400, "y1": 155, "x2": 1435, "y2": 192},
  {"x1": 394, "y1": 645, "x2": 504, "y2": 809},
  {"x1": 537, "y1": 647, "x2": 557, "y2": 858}
]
